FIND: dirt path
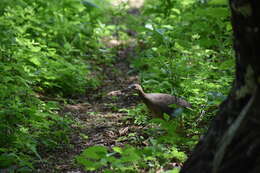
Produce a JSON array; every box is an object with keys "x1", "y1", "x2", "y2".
[
  {"x1": 37, "y1": 5, "x2": 145, "y2": 172},
  {"x1": 60, "y1": 51, "x2": 142, "y2": 173}
]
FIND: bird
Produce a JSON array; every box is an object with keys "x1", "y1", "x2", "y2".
[{"x1": 127, "y1": 84, "x2": 192, "y2": 119}]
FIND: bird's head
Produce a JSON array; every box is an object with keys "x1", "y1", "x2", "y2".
[{"x1": 127, "y1": 84, "x2": 144, "y2": 93}]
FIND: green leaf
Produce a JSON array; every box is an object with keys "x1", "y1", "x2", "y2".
[
  {"x1": 121, "y1": 147, "x2": 141, "y2": 163},
  {"x1": 29, "y1": 57, "x2": 41, "y2": 66},
  {"x1": 209, "y1": 0, "x2": 228, "y2": 5},
  {"x1": 113, "y1": 146, "x2": 122, "y2": 154},
  {"x1": 81, "y1": 146, "x2": 108, "y2": 159},
  {"x1": 81, "y1": 0, "x2": 99, "y2": 9}
]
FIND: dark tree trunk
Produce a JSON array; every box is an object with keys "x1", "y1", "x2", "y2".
[{"x1": 180, "y1": 1, "x2": 260, "y2": 173}]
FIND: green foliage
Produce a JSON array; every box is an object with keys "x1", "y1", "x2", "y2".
[
  {"x1": 76, "y1": 0, "x2": 235, "y2": 171},
  {"x1": 1, "y1": 0, "x2": 236, "y2": 171},
  {"x1": 134, "y1": 0, "x2": 234, "y2": 126},
  {"x1": 0, "y1": 0, "x2": 112, "y2": 170},
  {"x1": 78, "y1": 104, "x2": 190, "y2": 172},
  {"x1": 76, "y1": 144, "x2": 185, "y2": 172},
  {"x1": 121, "y1": 104, "x2": 149, "y2": 125},
  {"x1": 0, "y1": 0, "x2": 103, "y2": 96}
]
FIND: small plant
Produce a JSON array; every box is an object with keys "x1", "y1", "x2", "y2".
[{"x1": 76, "y1": 143, "x2": 186, "y2": 172}]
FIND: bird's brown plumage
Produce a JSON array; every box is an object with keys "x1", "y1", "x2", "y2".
[{"x1": 128, "y1": 84, "x2": 191, "y2": 119}]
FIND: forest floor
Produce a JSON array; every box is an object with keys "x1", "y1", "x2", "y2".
[{"x1": 37, "y1": 3, "x2": 148, "y2": 173}]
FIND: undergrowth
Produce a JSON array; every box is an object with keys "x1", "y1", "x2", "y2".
[
  {"x1": 76, "y1": 0, "x2": 234, "y2": 172},
  {"x1": 0, "y1": 0, "x2": 235, "y2": 172},
  {"x1": 0, "y1": 0, "x2": 114, "y2": 171}
]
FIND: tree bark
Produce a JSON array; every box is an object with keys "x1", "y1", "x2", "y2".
[{"x1": 180, "y1": 0, "x2": 260, "y2": 173}]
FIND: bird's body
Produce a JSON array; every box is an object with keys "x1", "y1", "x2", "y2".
[{"x1": 128, "y1": 84, "x2": 191, "y2": 119}]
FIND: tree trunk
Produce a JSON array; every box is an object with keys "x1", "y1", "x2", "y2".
[{"x1": 180, "y1": 1, "x2": 260, "y2": 173}]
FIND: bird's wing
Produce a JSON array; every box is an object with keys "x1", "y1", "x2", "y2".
[
  {"x1": 145, "y1": 93, "x2": 191, "y2": 108},
  {"x1": 144, "y1": 93, "x2": 176, "y2": 105}
]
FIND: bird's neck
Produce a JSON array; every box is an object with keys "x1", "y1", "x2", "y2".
[{"x1": 137, "y1": 89, "x2": 146, "y2": 99}]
